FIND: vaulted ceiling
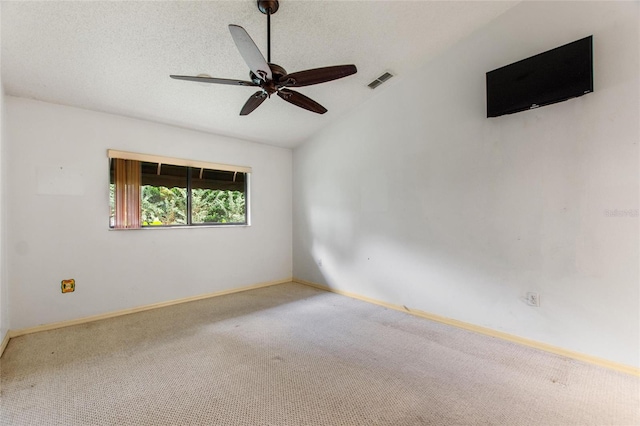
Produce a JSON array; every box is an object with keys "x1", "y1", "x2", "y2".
[{"x1": 1, "y1": 1, "x2": 517, "y2": 148}]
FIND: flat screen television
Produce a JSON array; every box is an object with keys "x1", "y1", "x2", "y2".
[{"x1": 486, "y1": 36, "x2": 593, "y2": 118}]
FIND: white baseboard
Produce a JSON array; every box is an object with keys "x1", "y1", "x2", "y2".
[
  {"x1": 294, "y1": 278, "x2": 640, "y2": 377},
  {"x1": 0, "y1": 330, "x2": 9, "y2": 358},
  {"x1": 4, "y1": 278, "x2": 292, "y2": 345}
]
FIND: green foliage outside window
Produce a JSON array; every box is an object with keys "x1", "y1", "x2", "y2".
[
  {"x1": 192, "y1": 188, "x2": 246, "y2": 224},
  {"x1": 141, "y1": 186, "x2": 187, "y2": 225},
  {"x1": 140, "y1": 186, "x2": 245, "y2": 226}
]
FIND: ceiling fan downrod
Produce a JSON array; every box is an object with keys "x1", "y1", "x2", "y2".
[{"x1": 257, "y1": 0, "x2": 279, "y2": 63}]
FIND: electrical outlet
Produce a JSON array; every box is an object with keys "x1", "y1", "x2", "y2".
[
  {"x1": 61, "y1": 279, "x2": 75, "y2": 293},
  {"x1": 526, "y1": 292, "x2": 540, "y2": 307}
]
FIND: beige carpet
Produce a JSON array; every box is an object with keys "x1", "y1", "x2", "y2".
[{"x1": 1, "y1": 282, "x2": 638, "y2": 425}]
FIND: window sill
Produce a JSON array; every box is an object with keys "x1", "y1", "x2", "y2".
[{"x1": 108, "y1": 224, "x2": 250, "y2": 230}]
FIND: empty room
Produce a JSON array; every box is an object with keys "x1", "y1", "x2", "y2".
[{"x1": 0, "y1": 1, "x2": 638, "y2": 425}]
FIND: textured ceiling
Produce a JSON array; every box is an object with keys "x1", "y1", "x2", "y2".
[{"x1": 1, "y1": 1, "x2": 517, "y2": 148}]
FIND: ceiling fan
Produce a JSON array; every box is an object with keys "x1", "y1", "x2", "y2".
[{"x1": 170, "y1": 0, "x2": 357, "y2": 116}]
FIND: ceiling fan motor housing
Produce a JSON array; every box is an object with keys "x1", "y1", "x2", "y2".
[{"x1": 251, "y1": 63, "x2": 287, "y2": 94}]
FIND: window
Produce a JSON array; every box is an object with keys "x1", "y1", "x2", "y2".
[{"x1": 108, "y1": 150, "x2": 250, "y2": 229}]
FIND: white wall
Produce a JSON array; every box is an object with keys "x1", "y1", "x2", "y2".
[
  {"x1": 6, "y1": 97, "x2": 292, "y2": 330},
  {"x1": 293, "y1": 1, "x2": 639, "y2": 367},
  {"x1": 0, "y1": 71, "x2": 7, "y2": 343}
]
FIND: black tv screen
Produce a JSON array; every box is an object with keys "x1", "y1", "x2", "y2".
[{"x1": 486, "y1": 36, "x2": 593, "y2": 117}]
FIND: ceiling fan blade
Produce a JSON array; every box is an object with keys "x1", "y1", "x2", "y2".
[
  {"x1": 170, "y1": 75, "x2": 258, "y2": 87},
  {"x1": 277, "y1": 89, "x2": 327, "y2": 114},
  {"x1": 240, "y1": 91, "x2": 268, "y2": 116},
  {"x1": 280, "y1": 65, "x2": 357, "y2": 87},
  {"x1": 228, "y1": 24, "x2": 272, "y2": 81}
]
